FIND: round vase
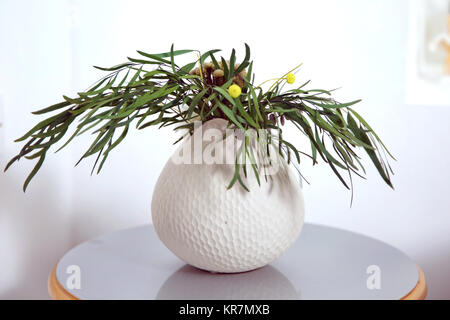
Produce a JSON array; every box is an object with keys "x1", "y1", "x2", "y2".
[{"x1": 151, "y1": 119, "x2": 305, "y2": 273}]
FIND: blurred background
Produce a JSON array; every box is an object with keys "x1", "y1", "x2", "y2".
[{"x1": 1, "y1": 0, "x2": 449, "y2": 299}]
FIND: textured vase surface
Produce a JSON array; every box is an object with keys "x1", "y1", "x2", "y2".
[{"x1": 152, "y1": 119, "x2": 305, "y2": 273}]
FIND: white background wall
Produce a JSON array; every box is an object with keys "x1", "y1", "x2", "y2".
[{"x1": 1, "y1": 0, "x2": 449, "y2": 299}]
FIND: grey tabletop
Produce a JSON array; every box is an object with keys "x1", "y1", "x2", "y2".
[{"x1": 56, "y1": 223, "x2": 419, "y2": 300}]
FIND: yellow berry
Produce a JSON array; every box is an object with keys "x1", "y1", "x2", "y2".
[
  {"x1": 228, "y1": 84, "x2": 242, "y2": 98},
  {"x1": 286, "y1": 73, "x2": 296, "y2": 84}
]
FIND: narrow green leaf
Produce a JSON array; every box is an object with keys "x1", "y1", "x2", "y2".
[
  {"x1": 347, "y1": 112, "x2": 393, "y2": 188},
  {"x1": 152, "y1": 49, "x2": 194, "y2": 58},
  {"x1": 180, "y1": 62, "x2": 196, "y2": 74},
  {"x1": 23, "y1": 153, "x2": 46, "y2": 192},
  {"x1": 170, "y1": 44, "x2": 176, "y2": 73},
  {"x1": 235, "y1": 43, "x2": 250, "y2": 74},
  {"x1": 32, "y1": 101, "x2": 71, "y2": 115},
  {"x1": 348, "y1": 107, "x2": 396, "y2": 160},
  {"x1": 235, "y1": 99, "x2": 259, "y2": 128},
  {"x1": 200, "y1": 49, "x2": 221, "y2": 64},
  {"x1": 213, "y1": 86, "x2": 236, "y2": 107},
  {"x1": 217, "y1": 102, "x2": 245, "y2": 131},
  {"x1": 248, "y1": 85, "x2": 264, "y2": 122},
  {"x1": 103, "y1": 124, "x2": 129, "y2": 156},
  {"x1": 127, "y1": 57, "x2": 160, "y2": 65},
  {"x1": 187, "y1": 87, "x2": 208, "y2": 118},
  {"x1": 281, "y1": 139, "x2": 300, "y2": 163},
  {"x1": 94, "y1": 62, "x2": 134, "y2": 71},
  {"x1": 15, "y1": 113, "x2": 64, "y2": 142},
  {"x1": 133, "y1": 85, "x2": 179, "y2": 109},
  {"x1": 209, "y1": 52, "x2": 220, "y2": 69},
  {"x1": 220, "y1": 57, "x2": 229, "y2": 79},
  {"x1": 136, "y1": 50, "x2": 172, "y2": 64},
  {"x1": 310, "y1": 99, "x2": 361, "y2": 109},
  {"x1": 229, "y1": 49, "x2": 236, "y2": 78}
]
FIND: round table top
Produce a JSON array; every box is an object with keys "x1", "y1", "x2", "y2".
[{"x1": 49, "y1": 223, "x2": 426, "y2": 300}]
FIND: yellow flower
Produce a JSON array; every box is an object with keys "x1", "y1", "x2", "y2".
[
  {"x1": 228, "y1": 84, "x2": 242, "y2": 98},
  {"x1": 286, "y1": 73, "x2": 296, "y2": 84}
]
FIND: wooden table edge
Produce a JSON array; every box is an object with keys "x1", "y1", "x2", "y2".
[
  {"x1": 48, "y1": 265, "x2": 80, "y2": 300},
  {"x1": 401, "y1": 266, "x2": 427, "y2": 300},
  {"x1": 48, "y1": 264, "x2": 427, "y2": 300}
]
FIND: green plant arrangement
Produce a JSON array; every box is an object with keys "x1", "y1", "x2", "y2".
[{"x1": 5, "y1": 44, "x2": 394, "y2": 194}]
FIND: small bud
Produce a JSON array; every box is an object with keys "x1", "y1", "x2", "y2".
[
  {"x1": 286, "y1": 73, "x2": 296, "y2": 84},
  {"x1": 213, "y1": 69, "x2": 224, "y2": 77},
  {"x1": 269, "y1": 114, "x2": 276, "y2": 125},
  {"x1": 228, "y1": 84, "x2": 242, "y2": 98},
  {"x1": 204, "y1": 62, "x2": 214, "y2": 71}
]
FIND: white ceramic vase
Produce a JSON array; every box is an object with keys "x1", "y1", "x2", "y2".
[{"x1": 151, "y1": 119, "x2": 305, "y2": 273}]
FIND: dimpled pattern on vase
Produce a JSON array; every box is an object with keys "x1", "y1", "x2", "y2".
[{"x1": 151, "y1": 119, "x2": 305, "y2": 273}]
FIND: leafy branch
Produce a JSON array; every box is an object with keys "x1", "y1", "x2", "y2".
[{"x1": 5, "y1": 44, "x2": 394, "y2": 194}]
